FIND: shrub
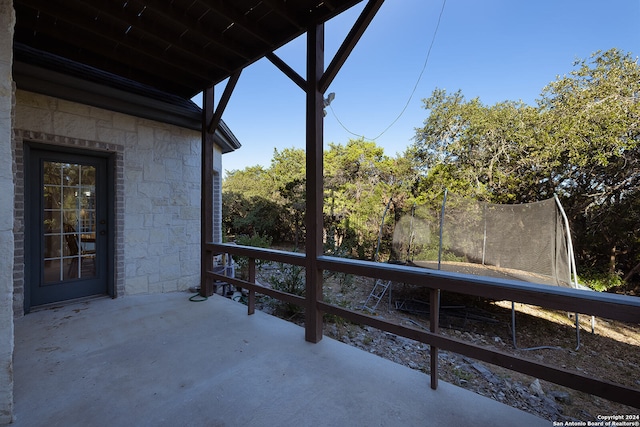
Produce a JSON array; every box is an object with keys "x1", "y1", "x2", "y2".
[
  {"x1": 580, "y1": 269, "x2": 624, "y2": 292},
  {"x1": 268, "y1": 263, "x2": 306, "y2": 316},
  {"x1": 233, "y1": 233, "x2": 273, "y2": 280}
]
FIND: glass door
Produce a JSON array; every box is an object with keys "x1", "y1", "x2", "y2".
[{"x1": 28, "y1": 149, "x2": 109, "y2": 307}]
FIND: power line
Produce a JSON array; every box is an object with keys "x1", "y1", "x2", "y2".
[{"x1": 328, "y1": 0, "x2": 448, "y2": 141}]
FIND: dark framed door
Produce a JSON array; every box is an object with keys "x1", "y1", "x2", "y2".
[{"x1": 26, "y1": 148, "x2": 111, "y2": 308}]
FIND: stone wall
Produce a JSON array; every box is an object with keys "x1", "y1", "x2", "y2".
[
  {"x1": 13, "y1": 90, "x2": 214, "y2": 309},
  {"x1": 0, "y1": 1, "x2": 15, "y2": 423}
]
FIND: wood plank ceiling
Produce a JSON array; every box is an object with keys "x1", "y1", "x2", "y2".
[{"x1": 13, "y1": 0, "x2": 364, "y2": 99}]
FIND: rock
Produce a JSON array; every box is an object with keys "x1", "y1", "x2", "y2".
[
  {"x1": 397, "y1": 336, "x2": 413, "y2": 346},
  {"x1": 470, "y1": 362, "x2": 501, "y2": 385},
  {"x1": 529, "y1": 379, "x2": 545, "y2": 397},
  {"x1": 548, "y1": 390, "x2": 572, "y2": 404},
  {"x1": 328, "y1": 324, "x2": 338, "y2": 337},
  {"x1": 515, "y1": 385, "x2": 528, "y2": 397},
  {"x1": 574, "y1": 410, "x2": 593, "y2": 421},
  {"x1": 540, "y1": 396, "x2": 561, "y2": 415}
]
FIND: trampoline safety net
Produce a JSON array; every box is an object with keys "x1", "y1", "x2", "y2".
[{"x1": 393, "y1": 192, "x2": 577, "y2": 288}]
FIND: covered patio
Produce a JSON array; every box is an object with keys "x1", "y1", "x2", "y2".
[
  {"x1": 13, "y1": 292, "x2": 548, "y2": 426},
  {"x1": 3, "y1": 1, "x2": 639, "y2": 424}
]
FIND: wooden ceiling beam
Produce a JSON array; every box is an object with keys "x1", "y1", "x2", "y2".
[
  {"x1": 74, "y1": 0, "x2": 235, "y2": 74},
  {"x1": 16, "y1": 1, "x2": 215, "y2": 87},
  {"x1": 130, "y1": 0, "x2": 256, "y2": 62},
  {"x1": 14, "y1": 0, "x2": 367, "y2": 98},
  {"x1": 261, "y1": 0, "x2": 305, "y2": 31},
  {"x1": 198, "y1": 0, "x2": 280, "y2": 48}
]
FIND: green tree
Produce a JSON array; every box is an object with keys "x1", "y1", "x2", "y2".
[
  {"x1": 222, "y1": 166, "x2": 273, "y2": 199},
  {"x1": 410, "y1": 48, "x2": 640, "y2": 288},
  {"x1": 222, "y1": 192, "x2": 286, "y2": 241},
  {"x1": 536, "y1": 49, "x2": 640, "y2": 283},
  {"x1": 324, "y1": 139, "x2": 417, "y2": 260},
  {"x1": 271, "y1": 148, "x2": 307, "y2": 248},
  {"x1": 411, "y1": 89, "x2": 542, "y2": 203},
  {"x1": 222, "y1": 165, "x2": 285, "y2": 241}
]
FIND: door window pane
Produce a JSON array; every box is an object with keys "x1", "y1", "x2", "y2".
[
  {"x1": 44, "y1": 235, "x2": 62, "y2": 258},
  {"x1": 44, "y1": 210, "x2": 62, "y2": 234},
  {"x1": 43, "y1": 161, "x2": 97, "y2": 283},
  {"x1": 43, "y1": 162, "x2": 62, "y2": 184},
  {"x1": 44, "y1": 186, "x2": 61, "y2": 209}
]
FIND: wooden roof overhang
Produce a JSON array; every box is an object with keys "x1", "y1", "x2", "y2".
[
  {"x1": 12, "y1": 0, "x2": 375, "y2": 152},
  {"x1": 13, "y1": 0, "x2": 369, "y2": 99},
  {"x1": 13, "y1": 0, "x2": 388, "y2": 343}
]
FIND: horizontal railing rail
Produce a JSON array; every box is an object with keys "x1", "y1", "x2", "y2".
[
  {"x1": 207, "y1": 244, "x2": 307, "y2": 266},
  {"x1": 318, "y1": 256, "x2": 640, "y2": 323},
  {"x1": 204, "y1": 242, "x2": 640, "y2": 409}
]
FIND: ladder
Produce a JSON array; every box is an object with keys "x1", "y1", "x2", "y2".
[
  {"x1": 362, "y1": 279, "x2": 392, "y2": 313},
  {"x1": 363, "y1": 197, "x2": 394, "y2": 314}
]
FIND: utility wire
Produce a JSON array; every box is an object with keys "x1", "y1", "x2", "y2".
[{"x1": 329, "y1": 0, "x2": 448, "y2": 141}]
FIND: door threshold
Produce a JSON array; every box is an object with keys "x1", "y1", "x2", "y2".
[{"x1": 30, "y1": 294, "x2": 112, "y2": 313}]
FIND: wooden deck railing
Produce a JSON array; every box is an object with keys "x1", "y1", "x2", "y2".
[{"x1": 204, "y1": 242, "x2": 640, "y2": 409}]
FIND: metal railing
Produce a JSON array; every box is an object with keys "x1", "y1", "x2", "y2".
[{"x1": 204, "y1": 242, "x2": 640, "y2": 409}]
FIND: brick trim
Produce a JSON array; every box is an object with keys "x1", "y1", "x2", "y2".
[{"x1": 12, "y1": 130, "x2": 125, "y2": 316}]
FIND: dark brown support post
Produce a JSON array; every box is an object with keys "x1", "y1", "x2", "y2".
[
  {"x1": 430, "y1": 288, "x2": 440, "y2": 389},
  {"x1": 304, "y1": 23, "x2": 325, "y2": 343},
  {"x1": 201, "y1": 86, "x2": 215, "y2": 297}
]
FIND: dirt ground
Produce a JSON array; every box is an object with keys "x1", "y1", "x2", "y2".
[{"x1": 252, "y1": 266, "x2": 640, "y2": 422}]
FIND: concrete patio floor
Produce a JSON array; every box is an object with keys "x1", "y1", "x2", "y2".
[{"x1": 12, "y1": 292, "x2": 548, "y2": 426}]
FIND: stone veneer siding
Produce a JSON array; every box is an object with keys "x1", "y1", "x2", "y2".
[
  {"x1": 12, "y1": 90, "x2": 216, "y2": 315},
  {"x1": 0, "y1": 1, "x2": 15, "y2": 423}
]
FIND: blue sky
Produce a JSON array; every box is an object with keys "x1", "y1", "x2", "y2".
[{"x1": 197, "y1": 0, "x2": 640, "y2": 174}]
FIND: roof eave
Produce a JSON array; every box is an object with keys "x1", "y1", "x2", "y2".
[{"x1": 13, "y1": 60, "x2": 241, "y2": 154}]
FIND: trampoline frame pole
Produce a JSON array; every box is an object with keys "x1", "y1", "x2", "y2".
[{"x1": 438, "y1": 189, "x2": 448, "y2": 270}]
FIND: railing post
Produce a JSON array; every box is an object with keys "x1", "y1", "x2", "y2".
[
  {"x1": 430, "y1": 288, "x2": 440, "y2": 389},
  {"x1": 248, "y1": 258, "x2": 256, "y2": 315}
]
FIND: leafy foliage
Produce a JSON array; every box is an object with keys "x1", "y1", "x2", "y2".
[
  {"x1": 580, "y1": 269, "x2": 625, "y2": 292},
  {"x1": 232, "y1": 233, "x2": 273, "y2": 280},
  {"x1": 410, "y1": 48, "x2": 640, "y2": 290},
  {"x1": 222, "y1": 49, "x2": 640, "y2": 290},
  {"x1": 268, "y1": 263, "x2": 306, "y2": 316}
]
